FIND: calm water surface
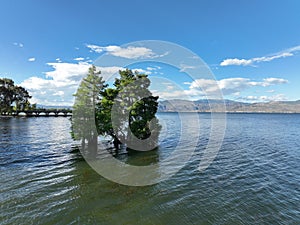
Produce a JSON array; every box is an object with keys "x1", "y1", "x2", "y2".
[{"x1": 0, "y1": 113, "x2": 299, "y2": 224}]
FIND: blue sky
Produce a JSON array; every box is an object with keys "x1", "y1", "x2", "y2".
[{"x1": 1, "y1": 0, "x2": 300, "y2": 105}]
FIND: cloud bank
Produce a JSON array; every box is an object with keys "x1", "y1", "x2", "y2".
[
  {"x1": 153, "y1": 77, "x2": 288, "y2": 101},
  {"x1": 20, "y1": 61, "x2": 154, "y2": 106},
  {"x1": 220, "y1": 45, "x2": 300, "y2": 66},
  {"x1": 20, "y1": 62, "x2": 124, "y2": 106},
  {"x1": 86, "y1": 44, "x2": 157, "y2": 59}
]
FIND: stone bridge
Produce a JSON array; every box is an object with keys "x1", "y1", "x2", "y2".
[{"x1": 12, "y1": 109, "x2": 72, "y2": 117}]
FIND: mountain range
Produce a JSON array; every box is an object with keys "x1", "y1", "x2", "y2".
[
  {"x1": 37, "y1": 99, "x2": 300, "y2": 113},
  {"x1": 158, "y1": 99, "x2": 300, "y2": 113}
]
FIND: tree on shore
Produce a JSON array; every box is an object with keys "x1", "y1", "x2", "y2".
[
  {"x1": 0, "y1": 78, "x2": 32, "y2": 115},
  {"x1": 72, "y1": 67, "x2": 161, "y2": 151}
]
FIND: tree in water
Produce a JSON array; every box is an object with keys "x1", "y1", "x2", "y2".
[
  {"x1": 96, "y1": 69, "x2": 161, "y2": 151},
  {"x1": 72, "y1": 67, "x2": 161, "y2": 152},
  {"x1": 71, "y1": 66, "x2": 107, "y2": 150}
]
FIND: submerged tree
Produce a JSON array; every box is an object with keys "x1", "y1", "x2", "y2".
[
  {"x1": 0, "y1": 78, "x2": 31, "y2": 115},
  {"x1": 71, "y1": 66, "x2": 106, "y2": 149},
  {"x1": 99, "y1": 69, "x2": 161, "y2": 150},
  {"x1": 72, "y1": 67, "x2": 161, "y2": 151}
]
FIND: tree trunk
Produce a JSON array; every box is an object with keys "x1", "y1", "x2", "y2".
[
  {"x1": 81, "y1": 138, "x2": 86, "y2": 150},
  {"x1": 113, "y1": 137, "x2": 121, "y2": 150},
  {"x1": 87, "y1": 135, "x2": 98, "y2": 154}
]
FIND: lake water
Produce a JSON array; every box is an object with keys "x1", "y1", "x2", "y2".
[{"x1": 0, "y1": 113, "x2": 299, "y2": 224}]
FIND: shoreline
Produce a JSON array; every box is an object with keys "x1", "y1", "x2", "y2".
[
  {"x1": 2, "y1": 112, "x2": 300, "y2": 119},
  {"x1": 157, "y1": 111, "x2": 300, "y2": 114}
]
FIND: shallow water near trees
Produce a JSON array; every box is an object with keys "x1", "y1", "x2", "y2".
[{"x1": 0, "y1": 113, "x2": 299, "y2": 224}]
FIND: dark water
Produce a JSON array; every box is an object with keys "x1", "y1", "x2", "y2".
[{"x1": 0, "y1": 114, "x2": 299, "y2": 224}]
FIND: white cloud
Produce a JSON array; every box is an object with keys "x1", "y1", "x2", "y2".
[
  {"x1": 217, "y1": 78, "x2": 250, "y2": 95},
  {"x1": 190, "y1": 79, "x2": 220, "y2": 94},
  {"x1": 248, "y1": 78, "x2": 288, "y2": 87},
  {"x1": 28, "y1": 57, "x2": 36, "y2": 62},
  {"x1": 74, "y1": 57, "x2": 85, "y2": 61},
  {"x1": 20, "y1": 62, "x2": 124, "y2": 106},
  {"x1": 266, "y1": 90, "x2": 275, "y2": 93},
  {"x1": 152, "y1": 90, "x2": 190, "y2": 100},
  {"x1": 45, "y1": 62, "x2": 123, "y2": 83},
  {"x1": 179, "y1": 64, "x2": 196, "y2": 72},
  {"x1": 147, "y1": 67, "x2": 157, "y2": 71},
  {"x1": 45, "y1": 62, "x2": 91, "y2": 82},
  {"x1": 53, "y1": 91, "x2": 64, "y2": 96},
  {"x1": 183, "y1": 82, "x2": 191, "y2": 85},
  {"x1": 238, "y1": 94, "x2": 287, "y2": 102},
  {"x1": 153, "y1": 77, "x2": 288, "y2": 100},
  {"x1": 132, "y1": 68, "x2": 151, "y2": 75},
  {"x1": 166, "y1": 85, "x2": 175, "y2": 90},
  {"x1": 263, "y1": 78, "x2": 288, "y2": 85},
  {"x1": 21, "y1": 77, "x2": 52, "y2": 90},
  {"x1": 220, "y1": 58, "x2": 253, "y2": 66},
  {"x1": 86, "y1": 44, "x2": 166, "y2": 59},
  {"x1": 13, "y1": 42, "x2": 23, "y2": 48},
  {"x1": 220, "y1": 45, "x2": 300, "y2": 66},
  {"x1": 189, "y1": 77, "x2": 288, "y2": 96}
]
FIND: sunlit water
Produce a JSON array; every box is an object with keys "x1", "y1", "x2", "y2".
[{"x1": 0, "y1": 114, "x2": 299, "y2": 224}]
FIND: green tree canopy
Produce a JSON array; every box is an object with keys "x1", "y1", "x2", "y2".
[
  {"x1": 71, "y1": 66, "x2": 107, "y2": 149},
  {"x1": 98, "y1": 69, "x2": 161, "y2": 150},
  {"x1": 0, "y1": 78, "x2": 32, "y2": 115},
  {"x1": 72, "y1": 67, "x2": 161, "y2": 151}
]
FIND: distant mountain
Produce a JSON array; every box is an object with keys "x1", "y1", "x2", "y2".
[
  {"x1": 158, "y1": 99, "x2": 300, "y2": 113},
  {"x1": 36, "y1": 104, "x2": 72, "y2": 110},
  {"x1": 37, "y1": 100, "x2": 300, "y2": 113}
]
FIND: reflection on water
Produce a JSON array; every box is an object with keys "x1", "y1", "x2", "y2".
[{"x1": 0, "y1": 114, "x2": 300, "y2": 224}]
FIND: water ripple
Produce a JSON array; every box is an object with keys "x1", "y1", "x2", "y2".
[{"x1": 1, "y1": 114, "x2": 300, "y2": 224}]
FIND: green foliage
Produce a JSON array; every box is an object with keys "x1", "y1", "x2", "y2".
[
  {"x1": 71, "y1": 66, "x2": 106, "y2": 147},
  {"x1": 72, "y1": 67, "x2": 161, "y2": 150},
  {"x1": 96, "y1": 69, "x2": 161, "y2": 149},
  {"x1": 0, "y1": 78, "x2": 31, "y2": 115}
]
